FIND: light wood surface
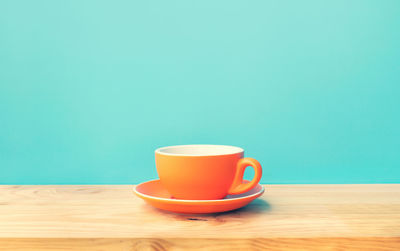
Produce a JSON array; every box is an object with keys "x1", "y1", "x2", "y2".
[{"x1": 0, "y1": 184, "x2": 399, "y2": 250}]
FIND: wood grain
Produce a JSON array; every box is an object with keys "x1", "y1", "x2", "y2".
[{"x1": 0, "y1": 184, "x2": 399, "y2": 250}]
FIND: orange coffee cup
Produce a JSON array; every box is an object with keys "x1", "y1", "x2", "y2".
[{"x1": 155, "y1": 145, "x2": 262, "y2": 200}]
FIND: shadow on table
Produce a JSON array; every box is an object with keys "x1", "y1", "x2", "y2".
[
  {"x1": 143, "y1": 198, "x2": 271, "y2": 222},
  {"x1": 227, "y1": 198, "x2": 271, "y2": 214}
]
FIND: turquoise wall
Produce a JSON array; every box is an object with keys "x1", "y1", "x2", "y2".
[{"x1": 1, "y1": 0, "x2": 399, "y2": 184}]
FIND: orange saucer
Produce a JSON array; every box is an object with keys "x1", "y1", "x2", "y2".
[{"x1": 133, "y1": 179, "x2": 265, "y2": 214}]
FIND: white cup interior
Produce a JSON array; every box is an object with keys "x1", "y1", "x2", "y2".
[{"x1": 155, "y1": 145, "x2": 244, "y2": 156}]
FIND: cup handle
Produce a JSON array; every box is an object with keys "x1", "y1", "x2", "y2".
[{"x1": 228, "y1": 157, "x2": 262, "y2": 195}]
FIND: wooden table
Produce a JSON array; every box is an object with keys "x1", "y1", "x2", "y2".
[{"x1": 0, "y1": 185, "x2": 399, "y2": 250}]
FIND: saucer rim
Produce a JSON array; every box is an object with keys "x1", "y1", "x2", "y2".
[{"x1": 133, "y1": 179, "x2": 265, "y2": 203}]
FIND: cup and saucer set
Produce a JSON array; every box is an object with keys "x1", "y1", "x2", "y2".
[{"x1": 134, "y1": 145, "x2": 264, "y2": 214}]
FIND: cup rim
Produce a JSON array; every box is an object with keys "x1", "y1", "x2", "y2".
[{"x1": 155, "y1": 144, "x2": 244, "y2": 157}]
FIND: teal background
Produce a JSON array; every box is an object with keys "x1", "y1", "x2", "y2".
[{"x1": 1, "y1": 0, "x2": 399, "y2": 184}]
